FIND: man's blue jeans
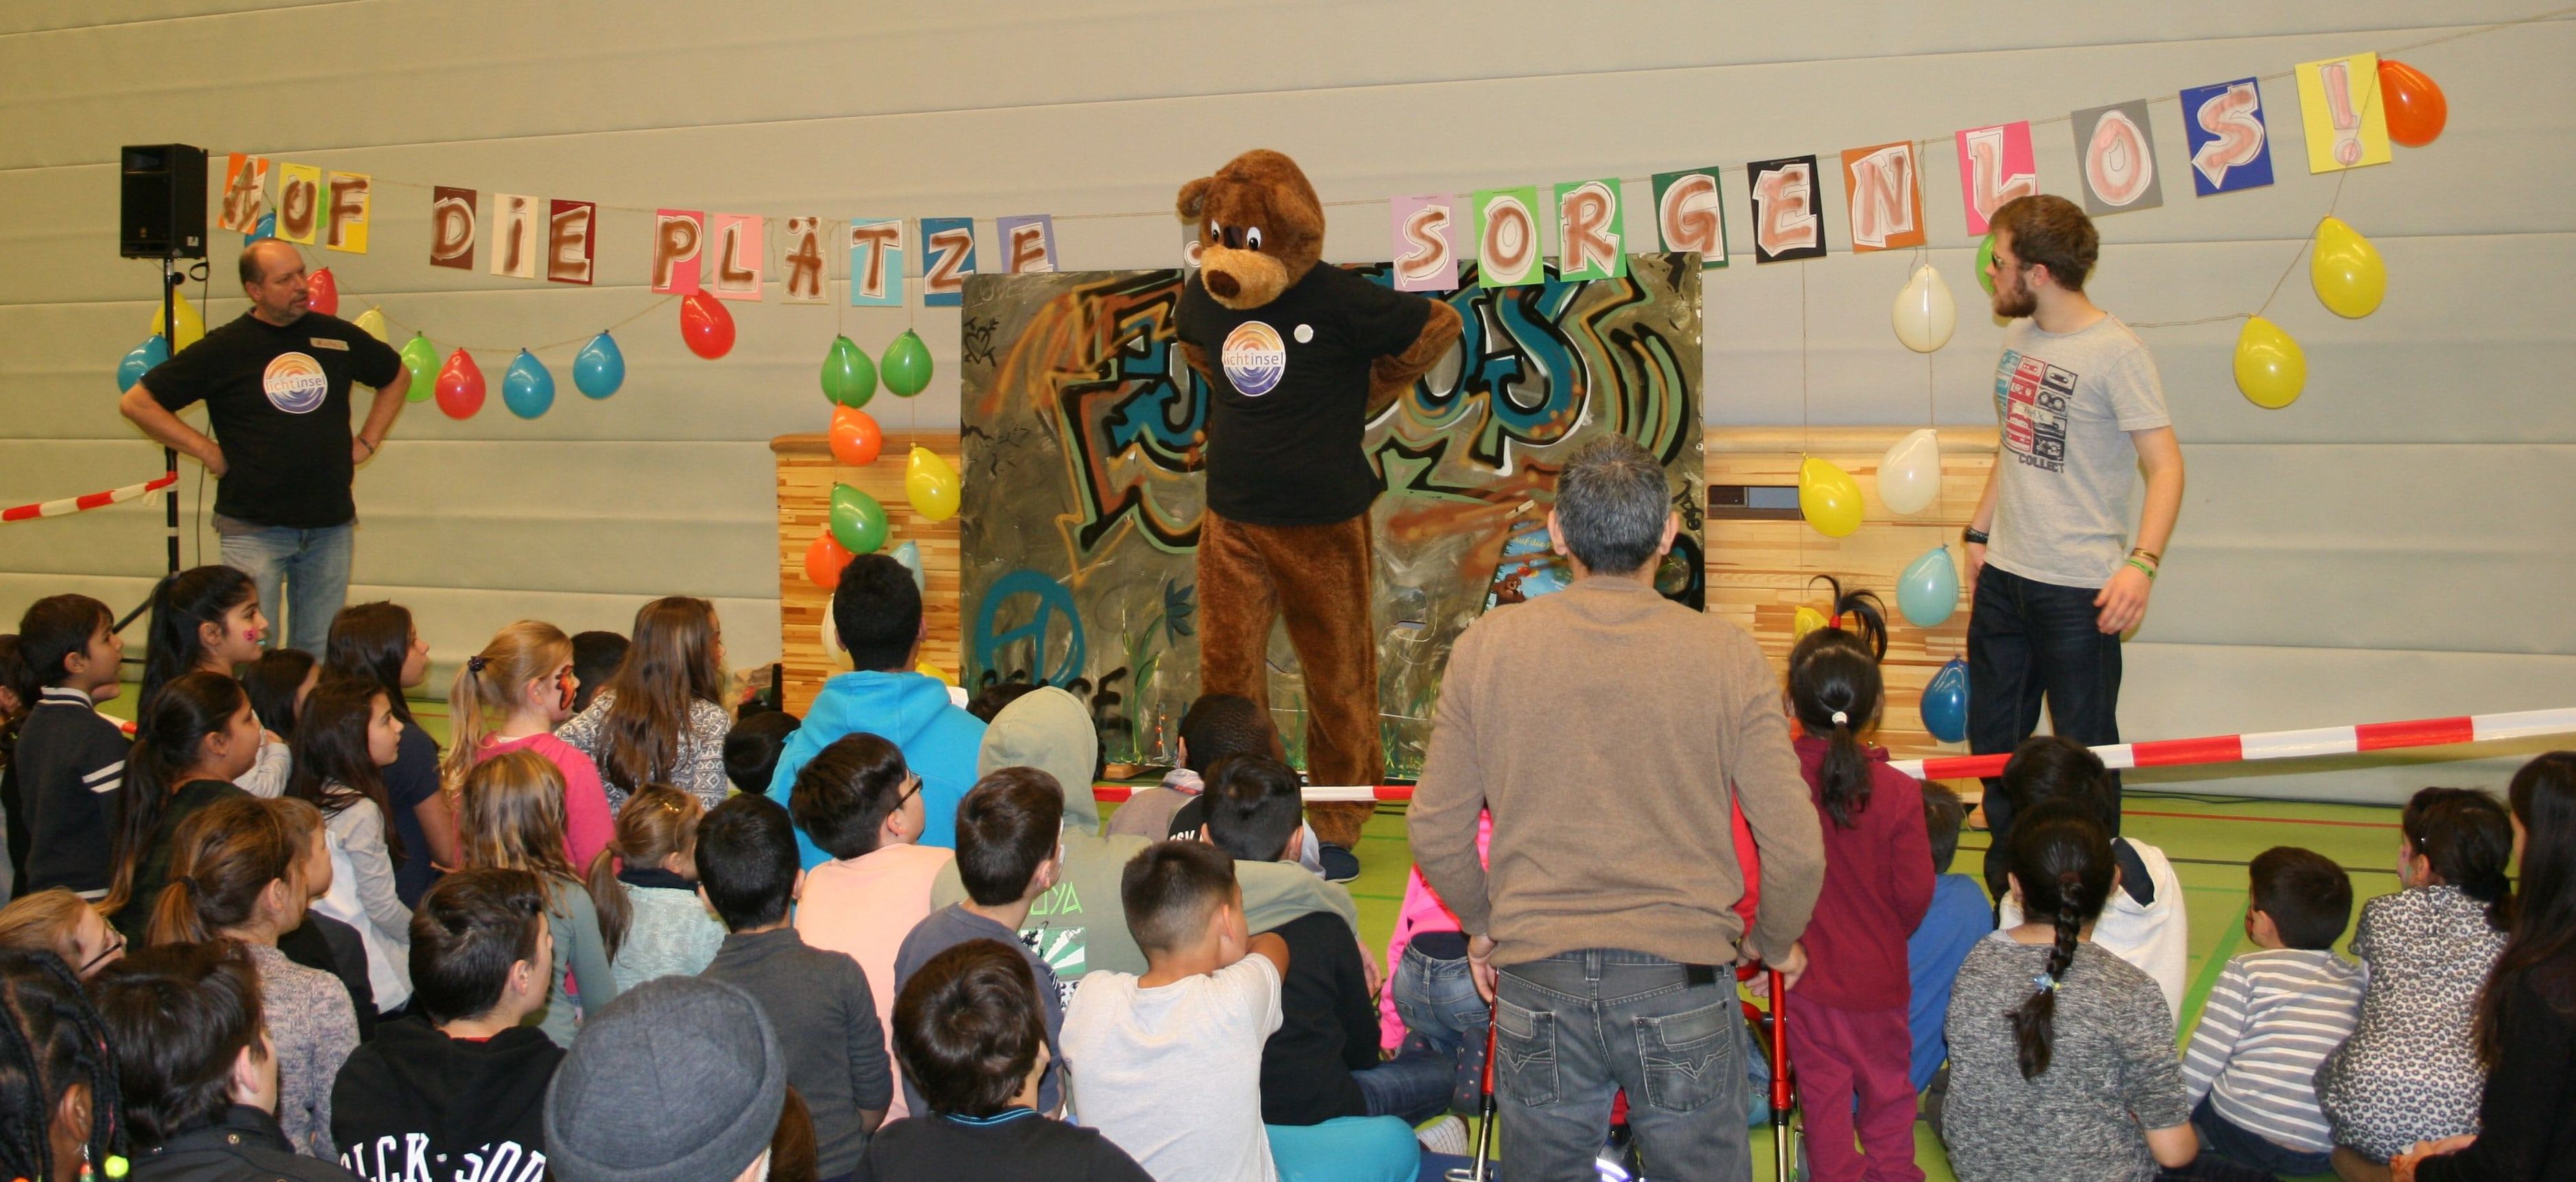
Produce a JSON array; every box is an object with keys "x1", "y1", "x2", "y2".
[
  {"x1": 1496, "y1": 949, "x2": 1750, "y2": 1182},
  {"x1": 218, "y1": 516, "x2": 355, "y2": 657}
]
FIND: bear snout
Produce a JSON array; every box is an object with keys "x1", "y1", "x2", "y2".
[
  {"x1": 1198, "y1": 244, "x2": 1289, "y2": 310},
  {"x1": 1205, "y1": 269, "x2": 1241, "y2": 299}
]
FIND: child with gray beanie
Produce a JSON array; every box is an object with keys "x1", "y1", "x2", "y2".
[{"x1": 542, "y1": 975, "x2": 789, "y2": 1182}]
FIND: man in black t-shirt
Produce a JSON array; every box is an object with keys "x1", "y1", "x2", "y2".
[
  {"x1": 1172, "y1": 151, "x2": 1460, "y2": 857},
  {"x1": 121, "y1": 239, "x2": 408, "y2": 655}
]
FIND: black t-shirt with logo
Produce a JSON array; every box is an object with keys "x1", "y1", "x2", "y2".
[
  {"x1": 144, "y1": 310, "x2": 403, "y2": 528},
  {"x1": 1176, "y1": 263, "x2": 1434, "y2": 526}
]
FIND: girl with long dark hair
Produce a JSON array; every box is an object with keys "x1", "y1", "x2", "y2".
[
  {"x1": 288, "y1": 677, "x2": 413, "y2": 1013},
  {"x1": 0, "y1": 948, "x2": 125, "y2": 1181},
  {"x1": 325, "y1": 602, "x2": 457, "y2": 905},
  {"x1": 555, "y1": 597, "x2": 733, "y2": 809},
  {"x1": 100, "y1": 673, "x2": 261, "y2": 940},
  {"x1": 137, "y1": 566, "x2": 288, "y2": 798}
]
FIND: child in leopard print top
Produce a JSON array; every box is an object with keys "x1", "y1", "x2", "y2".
[{"x1": 2319, "y1": 788, "x2": 2515, "y2": 1169}]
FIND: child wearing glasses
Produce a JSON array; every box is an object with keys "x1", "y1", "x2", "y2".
[
  {"x1": 589, "y1": 783, "x2": 726, "y2": 990},
  {"x1": 792, "y1": 733, "x2": 957, "y2": 1120},
  {"x1": 894, "y1": 767, "x2": 1067, "y2": 1119}
]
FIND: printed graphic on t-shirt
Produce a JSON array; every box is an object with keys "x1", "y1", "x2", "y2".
[
  {"x1": 342, "y1": 1134, "x2": 545, "y2": 1182},
  {"x1": 1027, "y1": 879, "x2": 1085, "y2": 1006},
  {"x1": 1996, "y1": 348, "x2": 2074, "y2": 474},
  {"x1": 262, "y1": 351, "x2": 329, "y2": 414},
  {"x1": 1220, "y1": 321, "x2": 1286, "y2": 396}
]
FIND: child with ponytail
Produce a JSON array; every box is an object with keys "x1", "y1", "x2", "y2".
[
  {"x1": 445, "y1": 622, "x2": 613, "y2": 869},
  {"x1": 1781, "y1": 585, "x2": 1933, "y2": 1182},
  {"x1": 455, "y1": 750, "x2": 619, "y2": 1047},
  {"x1": 1940, "y1": 800, "x2": 2196, "y2": 1181},
  {"x1": 2319, "y1": 786, "x2": 2516, "y2": 1174},
  {"x1": 138, "y1": 565, "x2": 291, "y2": 798},
  {"x1": 102, "y1": 672, "x2": 263, "y2": 940},
  {"x1": 587, "y1": 784, "x2": 724, "y2": 990},
  {"x1": 555, "y1": 597, "x2": 734, "y2": 810}
]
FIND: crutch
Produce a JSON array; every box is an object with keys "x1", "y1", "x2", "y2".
[
  {"x1": 1767, "y1": 967, "x2": 1797, "y2": 1182},
  {"x1": 1446, "y1": 1001, "x2": 1500, "y2": 1182}
]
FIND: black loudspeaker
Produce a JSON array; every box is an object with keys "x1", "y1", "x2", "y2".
[{"x1": 120, "y1": 143, "x2": 207, "y2": 259}]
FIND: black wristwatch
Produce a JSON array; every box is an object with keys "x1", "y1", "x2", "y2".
[{"x1": 1962, "y1": 526, "x2": 1990, "y2": 546}]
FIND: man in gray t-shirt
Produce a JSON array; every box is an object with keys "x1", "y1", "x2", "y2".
[{"x1": 1963, "y1": 195, "x2": 2185, "y2": 842}]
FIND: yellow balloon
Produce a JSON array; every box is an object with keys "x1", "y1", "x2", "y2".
[
  {"x1": 152, "y1": 292, "x2": 206, "y2": 351},
  {"x1": 905, "y1": 445, "x2": 961, "y2": 522},
  {"x1": 352, "y1": 307, "x2": 389, "y2": 343},
  {"x1": 916, "y1": 661, "x2": 954, "y2": 686},
  {"x1": 1798, "y1": 456, "x2": 1864, "y2": 538},
  {"x1": 2310, "y1": 216, "x2": 2386, "y2": 318},
  {"x1": 1792, "y1": 606, "x2": 1829, "y2": 640},
  {"x1": 2234, "y1": 316, "x2": 2306, "y2": 409}
]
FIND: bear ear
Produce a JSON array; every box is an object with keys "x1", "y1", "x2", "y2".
[{"x1": 1175, "y1": 176, "x2": 1214, "y2": 223}]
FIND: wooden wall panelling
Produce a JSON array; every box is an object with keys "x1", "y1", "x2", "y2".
[{"x1": 774, "y1": 432, "x2": 964, "y2": 716}]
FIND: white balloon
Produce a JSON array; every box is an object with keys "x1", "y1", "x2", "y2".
[
  {"x1": 1878, "y1": 428, "x2": 1942, "y2": 515},
  {"x1": 1892, "y1": 264, "x2": 1958, "y2": 353}
]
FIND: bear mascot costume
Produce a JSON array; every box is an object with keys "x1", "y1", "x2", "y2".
[{"x1": 1173, "y1": 149, "x2": 1462, "y2": 853}]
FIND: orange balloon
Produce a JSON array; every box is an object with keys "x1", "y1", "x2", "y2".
[
  {"x1": 829, "y1": 406, "x2": 883, "y2": 466},
  {"x1": 803, "y1": 530, "x2": 855, "y2": 589},
  {"x1": 2379, "y1": 59, "x2": 2447, "y2": 148}
]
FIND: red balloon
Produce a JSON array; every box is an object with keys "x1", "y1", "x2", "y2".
[
  {"x1": 435, "y1": 349, "x2": 486, "y2": 419},
  {"x1": 829, "y1": 405, "x2": 883, "y2": 466},
  {"x1": 804, "y1": 530, "x2": 855, "y2": 589},
  {"x1": 305, "y1": 267, "x2": 340, "y2": 316},
  {"x1": 2379, "y1": 59, "x2": 2448, "y2": 148},
  {"x1": 680, "y1": 291, "x2": 735, "y2": 360}
]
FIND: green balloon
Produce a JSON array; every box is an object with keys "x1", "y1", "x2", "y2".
[
  {"x1": 1974, "y1": 232, "x2": 1997, "y2": 297},
  {"x1": 828, "y1": 482, "x2": 889, "y2": 555},
  {"x1": 399, "y1": 334, "x2": 439, "y2": 402},
  {"x1": 821, "y1": 335, "x2": 877, "y2": 408},
  {"x1": 881, "y1": 329, "x2": 933, "y2": 397}
]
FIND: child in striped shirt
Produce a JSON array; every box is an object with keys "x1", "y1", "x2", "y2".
[{"x1": 2180, "y1": 846, "x2": 2364, "y2": 1177}]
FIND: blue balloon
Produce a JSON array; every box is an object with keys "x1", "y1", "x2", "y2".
[
  {"x1": 502, "y1": 349, "x2": 555, "y2": 419},
  {"x1": 117, "y1": 334, "x2": 170, "y2": 392},
  {"x1": 1921, "y1": 657, "x2": 1969, "y2": 744},
  {"x1": 573, "y1": 332, "x2": 624, "y2": 399},
  {"x1": 248, "y1": 211, "x2": 275, "y2": 241},
  {"x1": 891, "y1": 540, "x2": 926, "y2": 594},
  {"x1": 1896, "y1": 544, "x2": 1962, "y2": 627}
]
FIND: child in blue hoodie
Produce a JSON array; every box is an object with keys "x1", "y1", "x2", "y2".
[{"x1": 767, "y1": 555, "x2": 986, "y2": 866}]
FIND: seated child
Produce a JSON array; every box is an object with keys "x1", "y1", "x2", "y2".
[
  {"x1": 1062, "y1": 841, "x2": 1290, "y2": 1182},
  {"x1": 1909, "y1": 783, "x2": 1991, "y2": 1093},
  {"x1": 332, "y1": 868, "x2": 567, "y2": 1174},
  {"x1": 91, "y1": 940, "x2": 362, "y2": 1181},
  {"x1": 1201, "y1": 754, "x2": 1454, "y2": 1147},
  {"x1": 1993, "y1": 737, "x2": 2188, "y2": 1022},
  {"x1": 726, "y1": 709, "x2": 802, "y2": 796},
  {"x1": 2319, "y1": 787, "x2": 2514, "y2": 1172},
  {"x1": 0, "y1": 888, "x2": 126, "y2": 977},
  {"x1": 963, "y1": 681, "x2": 1041, "y2": 724},
  {"x1": 14, "y1": 595, "x2": 130, "y2": 901},
  {"x1": 588, "y1": 784, "x2": 726, "y2": 990},
  {"x1": 567, "y1": 631, "x2": 627, "y2": 717},
  {"x1": 697, "y1": 793, "x2": 892, "y2": 1181},
  {"x1": 857, "y1": 940, "x2": 1152, "y2": 1181},
  {"x1": 1113, "y1": 693, "x2": 1266, "y2": 841},
  {"x1": 2181, "y1": 846, "x2": 2363, "y2": 1177},
  {"x1": 892, "y1": 767, "x2": 1062, "y2": 1117}
]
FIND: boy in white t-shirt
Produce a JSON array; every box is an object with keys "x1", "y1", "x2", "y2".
[
  {"x1": 1991, "y1": 736, "x2": 2189, "y2": 1021},
  {"x1": 1063, "y1": 839, "x2": 1290, "y2": 1182}
]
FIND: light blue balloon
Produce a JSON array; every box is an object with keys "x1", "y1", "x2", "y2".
[
  {"x1": 1896, "y1": 544, "x2": 1962, "y2": 627},
  {"x1": 573, "y1": 332, "x2": 625, "y2": 399},
  {"x1": 891, "y1": 540, "x2": 925, "y2": 594},
  {"x1": 502, "y1": 349, "x2": 555, "y2": 419},
  {"x1": 117, "y1": 334, "x2": 170, "y2": 392},
  {"x1": 1921, "y1": 657, "x2": 1969, "y2": 743},
  {"x1": 248, "y1": 211, "x2": 275, "y2": 241}
]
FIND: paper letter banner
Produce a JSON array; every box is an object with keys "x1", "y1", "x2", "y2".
[
  {"x1": 710, "y1": 213, "x2": 763, "y2": 301},
  {"x1": 1651, "y1": 168, "x2": 1728, "y2": 268},
  {"x1": 2071, "y1": 100, "x2": 2164, "y2": 215},
  {"x1": 2181, "y1": 78, "x2": 2276, "y2": 196},
  {"x1": 218, "y1": 154, "x2": 269, "y2": 233},
  {"x1": 2297, "y1": 52, "x2": 2392, "y2": 173},
  {"x1": 430, "y1": 187, "x2": 476, "y2": 270},
  {"x1": 1840, "y1": 142, "x2": 1924, "y2": 252},
  {"x1": 546, "y1": 200, "x2": 595, "y2": 286},
  {"x1": 1746, "y1": 155, "x2": 1827, "y2": 263},
  {"x1": 489, "y1": 194, "x2": 539, "y2": 279},
  {"x1": 651, "y1": 209, "x2": 705, "y2": 294},
  {"x1": 1555, "y1": 178, "x2": 1625, "y2": 280},
  {"x1": 849, "y1": 220, "x2": 905, "y2": 307},
  {"x1": 995, "y1": 214, "x2": 1056, "y2": 275},
  {"x1": 1388, "y1": 194, "x2": 1459, "y2": 291},
  {"x1": 323, "y1": 172, "x2": 371, "y2": 253},
  {"x1": 1955, "y1": 121, "x2": 2038, "y2": 235},
  {"x1": 920, "y1": 218, "x2": 975, "y2": 308},
  {"x1": 275, "y1": 163, "x2": 322, "y2": 244},
  {"x1": 782, "y1": 218, "x2": 827, "y2": 303},
  {"x1": 1472, "y1": 187, "x2": 1541, "y2": 288}
]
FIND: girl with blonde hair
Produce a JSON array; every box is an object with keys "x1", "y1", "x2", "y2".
[
  {"x1": 446, "y1": 621, "x2": 613, "y2": 868},
  {"x1": 587, "y1": 783, "x2": 726, "y2": 989},
  {"x1": 456, "y1": 749, "x2": 619, "y2": 1046}
]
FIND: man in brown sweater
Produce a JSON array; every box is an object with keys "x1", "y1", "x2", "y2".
[{"x1": 1410, "y1": 436, "x2": 1824, "y2": 1182}]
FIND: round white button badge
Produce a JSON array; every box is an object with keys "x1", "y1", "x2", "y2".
[{"x1": 1294, "y1": 324, "x2": 1314, "y2": 344}]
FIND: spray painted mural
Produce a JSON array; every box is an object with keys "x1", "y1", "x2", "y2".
[{"x1": 958, "y1": 253, "x2": 1702, "y2": 778}]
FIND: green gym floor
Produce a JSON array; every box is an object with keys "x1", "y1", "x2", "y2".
[{"x1": 381, "y1": 699, "x2": 2388, "y2": 1180}]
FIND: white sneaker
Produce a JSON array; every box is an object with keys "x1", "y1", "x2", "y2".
[{"x1": 1415, "y1": 1115, "x2": 1469, "y2": 1155}]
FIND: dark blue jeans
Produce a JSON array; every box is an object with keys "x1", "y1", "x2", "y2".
[
  {"x1": 1969, "y1": 563, "x2": 2125, "y2": 881},
  {"x1": 2186, "y1": 1094, "x2": 2331, "y2": 1178},
  {"x1": 1496, "y1": 950, "x2": 1749, "y2": 1182}
]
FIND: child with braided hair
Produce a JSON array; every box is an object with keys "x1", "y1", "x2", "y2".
[
  {"x1": 0, "y1": 948, "x2": 126, "y2": 1181},
  {"x1": 1939, "y1": 800, "x2": 2196, "y2": 1182}
]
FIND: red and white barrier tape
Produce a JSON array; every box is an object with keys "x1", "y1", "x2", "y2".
[
  {"x1": 0, "y1": 472, "x2": 176, "y2": 524},
  {"x1": 1091, "y1": 706, "x2": 2576, "y2": 803}
]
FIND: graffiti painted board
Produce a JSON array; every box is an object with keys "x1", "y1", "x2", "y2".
[{"x1": 958, "y1": 255, "x2": 1704, "y2": 778}]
